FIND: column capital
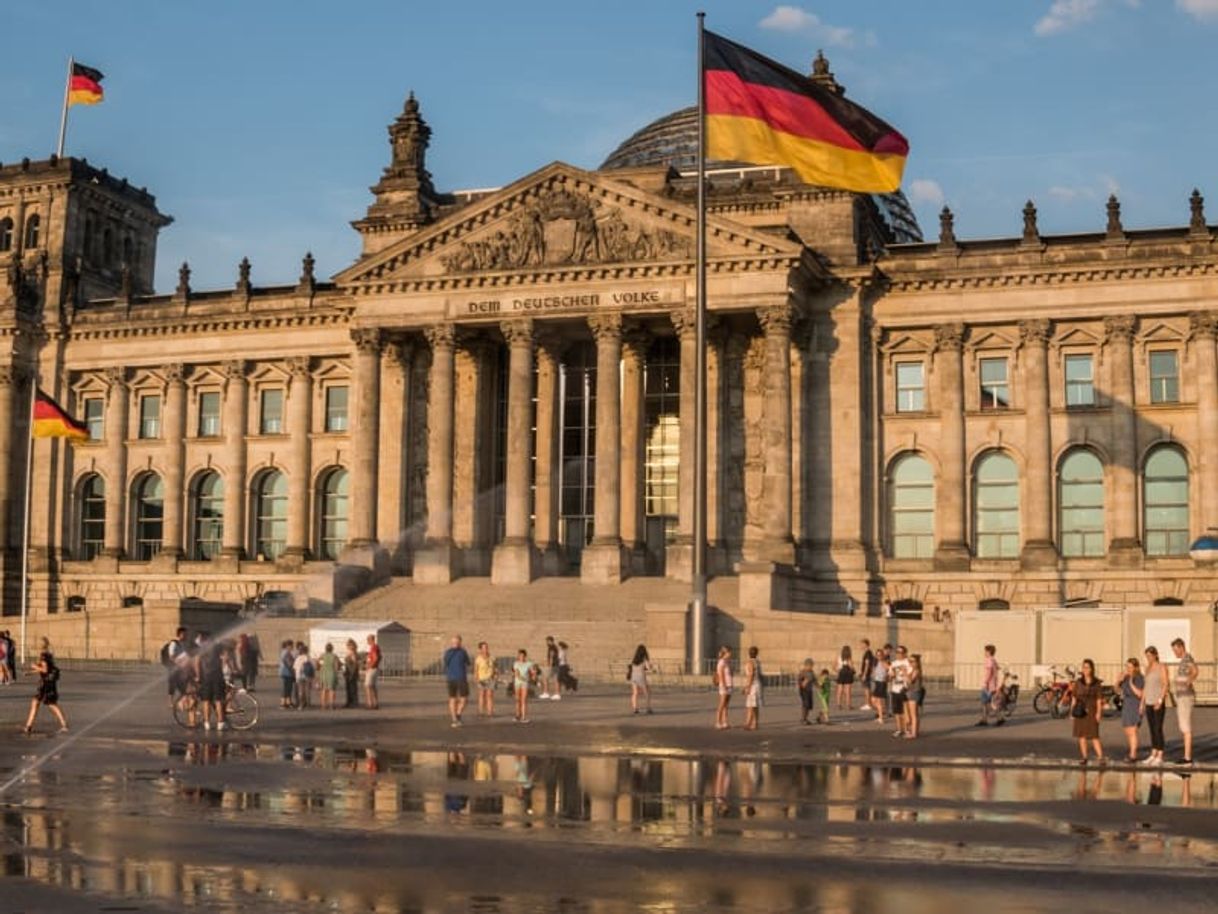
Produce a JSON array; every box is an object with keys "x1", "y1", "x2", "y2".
[
  {"x1": 933, "y1": 322, "x2": 966, "y2": 352},
  {"x1": 1103, "y1": 315, "x2": 1136, "y2": 345},
  {"x1": 1188, "y1": 311, "x2": 1218, "y2": 341},
  {"x1": 1018, "y1": 318, "x2": 1052, "y2": 347},
  {"x1": 0, "y1": 364, "x2": 23, "y2": 386},
  {"x1": 587, "y1": 312, "x2": 623, "y2": 342},
  {"x1": 671, "y1": 309, "x2": 696, "y2": 340},
  {"x1": 757, "y1": 304, "x2": 795, "y2": 337},
  {"x1": 105, "y1": 365, "x2": 128, "y2": 389},
  {"x1": 382, "y1": 337, "x2": 414, "y2": 369},
  {"x1": 424, "y1": 323, "x2": 457, "y2": 352},
  {"x1": 162, "y1": 363, "x2": 187, "y2": 386},
  {"x1": 499, "y1": 318, "x2": 534, "y2": 347},
  {"x1": 622, "y1": 327, "x2": 651, "y2": 362},
  {"x1": 534, "y1": 326, "x2": 566, "y2": 363},
  {"x1": 351, "y1": 327, "x2": 384, "y2": 354},
  {"x1": 287, "y1": 355, "x2": 312, "y2": 379},
  {"x1": 220, "y1": 359, "x2": 247, "y2": 383}
]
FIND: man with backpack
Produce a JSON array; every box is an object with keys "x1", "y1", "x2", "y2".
[{"x1": 162, "y1": 627, "x2": 191, "y2": 711}]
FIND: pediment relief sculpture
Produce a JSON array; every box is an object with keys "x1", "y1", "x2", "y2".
[{"x1": 439, "y1": 189, "x2": 692, "y2": 273}]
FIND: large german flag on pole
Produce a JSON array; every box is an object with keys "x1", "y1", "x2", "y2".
[
  {"x1": 67, "y1": 62, "x2": 105, "y2": 107},
  {"x1": 704, "y1": 31, "x2": 908, "y2": 194},
  {"x1": 32, "y1": 390, "x2": 89, "y2": 441}
]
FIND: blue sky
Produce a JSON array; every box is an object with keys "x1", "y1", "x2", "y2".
[{"x1": 3, "y1": 1, "x2": 1216, "y2": 291}]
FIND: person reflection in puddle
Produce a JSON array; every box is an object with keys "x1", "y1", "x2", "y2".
[
  {"x1": 713, "y1": 758, "x2": 732, "y2": 815},
  {"x1": 1148, "y1": 773, "x2": 1163, "y2": 806}
]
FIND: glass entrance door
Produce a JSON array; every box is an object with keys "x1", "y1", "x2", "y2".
[{"x1": 559, "y1": 343, "x2": 596, "y2": 568}]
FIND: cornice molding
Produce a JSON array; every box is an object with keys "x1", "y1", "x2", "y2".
[
  {"x1": 64, "y1": 308, "x2": 353, "y2": 342},
  {"x1": 882, "y1": 260, "x2": 1218, "y2": 293}
]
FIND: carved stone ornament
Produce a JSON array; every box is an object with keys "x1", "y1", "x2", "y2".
[
  {"x1": 221, "y1": 360, "x2": 247, "y2": 383},
  {"x1": 440, "y1": 189, "x2": 693, "y2": 273},
  {"x1": 500, "y1": 318, "x2": 534, "y2": 347},
  {"x1": 175, "y1": 262, "x2": 191, "y2": 298},
  {"x1": 287, "y1": 356, "x2": 312, "y2": 379},
  {"x1": 587, "y1": 313, "x2": 623, "y2": 342},
  {"x1": 933, "y1": 322, "x2": 966, "y2": 352},
  {"x1": 1190, "y1": 189, "x2": 1207, "y2": 235},
  {"x1": 533, "y1": 326, "x2": 567, "y2": 362},
  {"x1": 937, "y1": 206, "x2": 956, "y2": 248},
  {"x1": 383, "y1": 338, "x2": 413, "y2": 369},
  {"x1": 0, "y1": 364, "x2": 15, "y2": 386},
  {"x1": 162, "y1": 363, "x2": 186, "y2": 385},
  {"x1": 236, "y1": 257, "x2": 252, "y2": 290},
  {"x1": 350, "y1": 328, "x2": 384, "y2": 354},
  {"x1": 423, "y1": 323, "x2": 457, "y2": 351},
  {"x1": 1106, "y1": 195, "x2": 1124, "y2": 238},
  {"x1": 757, "y1": 305, "x2": 794, "y2": 337},
  {"x1": 670, "y1": 309, "x2": 697, "y2": 340},
  {"x1": 621, "y1": 327, "x2": 651, "y2": 362},
  {"x1": 1022, "y1": 200, "x2": 1039, "y2": 243},
  {"x1": 104, "y1": 365, "x2": 128, "y2": 389},
  {"x1": 1188, "y1": 311, "x2": 1218, "y2": 341},
  {"x1": 1103, "y1": 315, "x2": 1136, "y2": 344},
  {"x1": 1018, "y1": 319, "x2": 1052, "y2": 346}
]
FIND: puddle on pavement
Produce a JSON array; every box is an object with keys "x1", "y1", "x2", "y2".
[{"x1": 1, "y1": 742, "x2": 1216, "y2": 913}]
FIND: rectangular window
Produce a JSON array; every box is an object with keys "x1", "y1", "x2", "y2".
[
  {"x1": 260, "y1": 388, "x2": 284, "y2": 434},
  {"x1": 197, "y1": 391, "x2": 221, "y2": 437},
  {"x1": 138, "y1": 395, "x2": 160, "y2": 439},
  {"x1": 324, "y1": 385, "x2": 349, "y2": 432},
  {"x1": 1149, "y1": 350, "x2": 1179, "y2": 404},
  {"x1": 1064, "y1": 354, "x2": 1095, "y2": 407},
  {"x1": 895, "y1": 362, "x2": 925, "y2": 412},
  {"x1": 979, "y1": 357, "x2": 1010, "y2": 410},
  {"x1": 84, "y1": 397, "x2": 104, "y2": 441}
]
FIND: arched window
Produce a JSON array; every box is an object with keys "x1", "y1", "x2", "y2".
[
  {"x1": 23, "y1": 214, "x2": 40, "y2": 249},
  {"x1": 190, "y1": 471, "x2": 224, "y2": 560},
  {"x1": 78, "y1": 474, "x2": 105, "y2": 559},
  {"x1": 131, "y1": 473, "x2": 165, "y2": 560},
  {"x1": 979, "y1": 598, "x2": 1011, "y2": 611},
  {"x1": 318, "y1": 467, "x2": 349, "y2": 560},
  {"x1": 1059, "y1": 449, "x2": 1105, "y2": 557},
  {"x1": 1144, "y1": 446, "x2": 1189, "y2": 556},
  {"x1": 253, "y1": 470, "x2": 287, "y2": 560},
  {"x1": 973, "y1": 452, "x2": 1020, "y2": 558},
  {"x1": 888, "y1": 454, "x2": 934, "y2": 559},
  {"x1": 0, "y1": 218, "x2": 12, "y2": 253}
]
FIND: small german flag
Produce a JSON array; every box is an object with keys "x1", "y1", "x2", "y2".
[
  {"x1": 705, "y1": 31, "x2": 907, "y2": 194},
  {"x1": 33, "y1": 390, "x2": 89, "y2": 441},
  {"x1": 68, "y1": 62, "x2": 104, "y2": 107}
]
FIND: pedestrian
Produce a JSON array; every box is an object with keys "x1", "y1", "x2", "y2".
[
  {"x1": 162, "y1": 626, "x2": 190, "y2": 711},
  {"x1": 858, "y1": 639, "x2": 875, "y2": 710},
  {"x1": 317, "y1": 642, "x2": 339, "y2": 710},
  {"x1": 342, "y1": 638, "x2": 360, "y2": 708},
  {"x1": 888, "y1": 645, "x2": 912, "y2": 738},
  {"x1": 629, "y1": 644, "x2": 653, "y2": 715},
  {"x1": 1115, "y1": 657, "x2": 1144, "y2": 763},
  {"x1": 22, "y1": 637, "x2": 67, "y2": 734},
  {"x1": 714, "y1": 645, "x2": 734, "y2": 730},
  {"x1": 797, "y1": 658, "x2": 816, "y2": 724},
  {"x1": 869, "y1": 647, "x2": 889, "y2": 724},
  {"x1": 541, "y1": 635, "x2": 559, "y2": 700},
  {"x1": 977, "y1": 644, "x2": 1000, "y2": 727},
  {"x1": 293, "y1": 641, "x2": 313, "y2": 710},
  {"x1": 278, "y1": 639, "x2": 296, "y2": 708},
  {"x1": 557, "y1": 640, "x2": 578, "y2": 693},
  {"x1": 443, "y1": 634, "x2": 472, "y2": 727},
  {"x1": 512, "y1": 648, "x2": 533, "y2": 723},
  {"x1": 1170, "y1": 638, "x2": 1198, "y2": 766},
  {"x1": 1070, "y1": 658, "x2": 1104, "y2": 765},
  {"x1": 364, "y1": 633, "x2": 381, "y2": 710},
  {"x1": 194, "y1": 633, "x2": 227, "y2": 732},
  {"x1": 1, "y1": 630, "x2": 14, "y2": 684},
  {"x1": 815, "y1": 668, "x2": 832, "y2": 724},
  {"x1": 475, "y1": 641, "x2": 497, "y2": 717},
  {"x1": 1141, "y1": 646, "x2": 1168, "y2": 766},
  {"x1": 0, "y1": 631, "x2": 9, "y2": 685},
  {"x1": 835, "y1": 645, "x2": 854, "y2": 710},
  {"x1": 906, "y1": 654, "x2": 925, "y2": 739},
  {"x1": 743, "y1": 646, "x2": 762, "y2": 730}
]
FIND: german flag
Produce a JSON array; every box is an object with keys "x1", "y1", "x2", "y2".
[
  {"x1": 704, "y1": 31, "x2": 907, "y2": 194},
  {"x1": 32, "y1": 390, "x2": 89, "y2": 441},
  {"x1": 68, "y1": 62, "x2": 104, "y2": 107}
]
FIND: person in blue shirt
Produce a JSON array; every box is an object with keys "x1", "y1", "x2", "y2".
[{"x1": 443, "y1": 634, "x2": 473, "y2": 728}]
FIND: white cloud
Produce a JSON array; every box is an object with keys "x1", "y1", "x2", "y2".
[
  {"x1": 759, "y1": 5, "x2": 861, "y2": 48},
  {"x1": 909, "y1": 179, "x2": 945, "y2": 207},
  {"x1": 1035, "y1": 0, "x2": 1102, "y2": 36},
  {"x1": 1177, "y1": 0, "x2": 1218, "y2": 20}
]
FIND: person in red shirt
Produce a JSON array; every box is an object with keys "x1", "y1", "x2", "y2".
[{"x1": 364, "y1": 634, "x2": 382, "y2": 710}]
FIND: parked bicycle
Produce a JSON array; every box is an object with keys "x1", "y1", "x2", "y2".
[
  {"x1": 989, "y1": 670, "x2": 1019, "y2": 718},
  {"x1": 1033, "y1": 665, "x2": 1075, "y2": 718},
  {"x1": 173, "y1": 680, "x2": 259, "y2": 731}
]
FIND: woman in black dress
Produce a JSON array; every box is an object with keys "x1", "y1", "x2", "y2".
[
  {"x1": 1070, "y1": 658, "x2": 1103, "y2": 764},
  {"x1": 23, "y1": 637, "x2": 68, "y2": 734}
]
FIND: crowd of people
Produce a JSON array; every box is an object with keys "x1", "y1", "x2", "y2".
[{"x1": 439, "y1": 634, "x2": 580, "y2": 726}]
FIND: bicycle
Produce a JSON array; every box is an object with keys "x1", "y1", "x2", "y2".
[
  {"x1": 1033, "y1": 665, "x2": 1074, "y2": 718},
  {"x1": 989, "y1": 670, "x2": 1019, "y2": 718},
  {"x1": 173, "y1": 680, "x2": 259, "y2": 731}
]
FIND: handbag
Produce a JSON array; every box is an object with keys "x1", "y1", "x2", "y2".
[{"x1": 1071, "y1": 699, "x2": 1088, "y2": 719}]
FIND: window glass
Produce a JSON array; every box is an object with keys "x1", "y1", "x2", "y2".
[
  {"x1": 138, "y1": 395, "x2": 160, "y2": 439},
  {"x1": 1144, "y1": 446, "x2": 1188, "y2": 556},
  {"x1": 325, "y1": 385, "x2": 349, "y2": 432},
  {"x1": 23, "y1": 214, "x2": 40, "y2": 249},
  {"x1": 974, "y1": 452, "x2": 1019, "y2": 557},
  {"x1": 979, "y1": 357, "x2": 1010, "y2": 410},
  {"x1": 0, "y1": 218, "x2": 12, "y2": 253},
  {"x1": 198, "y1": 391, "x2": 221, "y2": 437},
  {"x1": 255, "y1": 471, "x2": 288, "y2": 560},
  {"x1": 1149, "y1": 351, "x2": 1179, "y2": 404},
  {"x1": 889, "y1": 454, "x2": 934, "y2": 558},
  {"x1": 644, "y1": 338, "x2": 679, "y2": 524},
  {"x1": 260, "y1": 388, "x2": 284, "y2": 434},
  {"x1": 191, "y1": 471, "x2": 224, "y2": 560},
  {"x1": 1059, "y1": 450, "x2": 1104, "y2": 556},
  {"x1": 84, "y1": 397, "x2": 104, "y2": 441},
  {"x1": 79, "y1": 475, "x2": 105, "y2": 559},
  {"x1": 319, "y1": 468, "x2": 350, "y2": 560},
  {"x1": 1064, "y1": 354, "x2": 1095, "y2": 407},
  {"x1": 132, "y1": 474, "x2": 164, "y2": 560},
  {"x1": 895, "y1": 362, "x2": 925, "y2": 412}
]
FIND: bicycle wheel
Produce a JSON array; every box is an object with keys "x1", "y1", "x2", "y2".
[
  {"x1": 1032, "y1": 687, "x2": 1052, "y2": 715},
  {"x1": 1002, "y1": 686, "x2": 1018, "y2": 717},
  {"x1": 1051, "y1": 692, "x2": 1071, "y2": 719},
  {"x1": 226, "y1": 690, "x2": 259, "y2": 730},
  {"x1": 173, "y1": 694, "x2": 200, "y2": 729}
]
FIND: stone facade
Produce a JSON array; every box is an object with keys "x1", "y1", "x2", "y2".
[{"x1": 3, "y1": 84, "x2": 1218, "y2": 661}]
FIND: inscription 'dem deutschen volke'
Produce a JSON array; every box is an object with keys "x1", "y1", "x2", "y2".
[{"x1": 464, "y1": 289, "x2": 664, "y2": 315}]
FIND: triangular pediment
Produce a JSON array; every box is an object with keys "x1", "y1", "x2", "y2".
[
  {"x1": 968, "y1": 329, "x2": 1016, "y2": 352},
  {"x1": 334, "y1": 161, "x2": 802, "y2": 289},
  {"x1": 1138, "y1": 321, "x2": 1185, "y2": 344}
]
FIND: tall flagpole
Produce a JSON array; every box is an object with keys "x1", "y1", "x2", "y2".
[
  {"x1": 56, "y1": 57, "x2": 74, "y2": 158},
  {"x1": 19, "y1": 380, "x2": 35, "y2": 664},
  {"x1": 690, "y1": 12, "x2": 708, "y2": 673}
]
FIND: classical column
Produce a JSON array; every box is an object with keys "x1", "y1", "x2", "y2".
[
  {"x1": 284, "y1": 356, "x2": 312, "y2": 562},
  {"x1": 415, "y1": 323, "x2": 457, "y2": 583},
  {"x1": 533, "y1": 331, "x2": 563, "y2": 575},
  {"x1": 220, "y1": 360, "x2": 248, "y2": 558},
  {"x1": 349, "y1": 328, "x2": 382, "y2": 549},
  {"x1": 102, "y1": 367, "x2": 129, "y2": 558},
  {"x1": 583, "y1": 313, "x2": 625, "y2": 583},
  {"x1": 706, "y1": 326, "x2": 726, "y2": 572},
  {"x1": 0, "y1": 366, "x2": 16, "y2": 550},
  {"x1": 492, "y1": 318, "x2": 536, "y2": 584},
  {"x1": 1105, "y1": 315, "x2": 1141, "y2": 564},
  {"x1": 1019, "y1": 319, "x2": 1057, "y2": 568},
  {"x1": 933, "y1": 323, "x2": 969, "y2": 569},
  {"x1": 377, "y1": 340, "x2": 412, "y2": 557},
  {"x1": 620, "y1": 327, "x2": 648, "y2": 574},
  {"x1": 757, "y1": 305, "x2": 796, "y2": 565},
  {"x1": 1191, "y1": 312, "x2": 1218, "y2": 536},
  {"x1": 159, "y1": 363, "x2": 187, "y2": 559},
  {"x1": 664, "y1": 310, "x2": 697, "y2": 580}
]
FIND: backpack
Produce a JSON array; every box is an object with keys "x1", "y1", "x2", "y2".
[
  {"x1": 160, "y1": 641, "x2": 176, "y2": 669},
  {"x1": 302, "y1": 659, "x2": 315, "y2": 679}
]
